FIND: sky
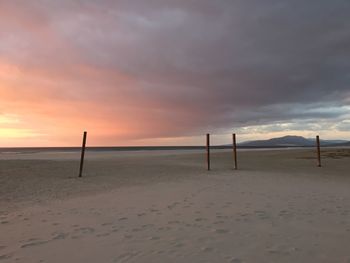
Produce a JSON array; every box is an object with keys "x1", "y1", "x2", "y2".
[{"x1": 0, "y1": 0, "x2": 349, "y2": 147}]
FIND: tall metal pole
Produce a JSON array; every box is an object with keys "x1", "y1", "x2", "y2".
[
  {"x1": 206, "y1": 134, "x2": 210, "y2": 171},
  {"x1": 79, "y1": 131, "x2": 87, "y2": 177},
  {"x1": 233, "y1": 133, "x2": 238, "y2": 170},
  {"x1": 316, "y1": 135, "x2": 321, "y2": 167}
]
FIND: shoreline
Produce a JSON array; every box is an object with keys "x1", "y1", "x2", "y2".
[{"x1": 2, "y1": 145, "x2": 349, "y2": 154}]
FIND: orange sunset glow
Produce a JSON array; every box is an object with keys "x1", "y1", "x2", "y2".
[{"x1": 0, "y1": 1, "x2": 349, "y2": 147}]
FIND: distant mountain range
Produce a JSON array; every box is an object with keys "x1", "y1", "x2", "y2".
[{"x1": 238, "y1": 135, "x2": 350, "y2": 148}]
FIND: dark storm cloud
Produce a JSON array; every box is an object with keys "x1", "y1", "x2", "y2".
[{"x1": 1, "y1": 0, "x2": 349, "y2": 141}]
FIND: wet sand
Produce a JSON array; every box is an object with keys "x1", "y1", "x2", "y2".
[{"x1": 1, "y1": 148, "x2": 350, "y2": 262}]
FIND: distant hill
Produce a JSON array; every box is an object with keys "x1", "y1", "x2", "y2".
[
  {"x1": 341, "y1": 141, "x2": 350, "y2": 146},
  {"x1": 238, "y1": 135, "x2": 350, "y2": 148}
]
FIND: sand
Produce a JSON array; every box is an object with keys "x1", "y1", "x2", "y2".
[{"x1": 1, "y1": 148, "x2": 350, "y2": 262}]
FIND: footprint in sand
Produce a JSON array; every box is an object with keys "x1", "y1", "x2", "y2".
[
  {"x1": 75, "y1": 227, "x2": 95, "y2": 235},
  {"x1": 201, "y1": 247, "x2": 214, "y2": 252},
  {"x1": 101, "y1": 222, "x2": 113, "y2": 227},
  {"x1": 240, "y1": 213, "x2": 249, "y2": 218},
  {"x1": 213, "y1": 229, "x2": 229, "y2": 234},
  {"x1": 142, "y1": 224, "x2": 154, "y2": 229},
  {"x1": 167, "y1": 203, "x2": 177, "y2": 209},
  {"x1": 114, "y1": 251, "x2": 139, "y2": 262},
  {"x1": 137, "y1": 213, "x2": 146, "y2": 217},
  {"x1": 0, "y1": 253, "x2": 13, "y2": 260},
  {"x1": 52, "y1": 232, "x2": 69, "y2": 240},
  {"x1": 21, "y1": 240, "x2": 49, "y2": 248},
  {"x1": 254, "y1": 211, "x2": 269, "y2": 220},
  {"x1": 22, "y1": 238, "x2": 39, "y2": 243},
  {"x1": 266, "y1": 245, "x2": 285, "y2": 255},
  {"x1": 158, "y1": 226, "x2": 172, "y2": 231},
  {"x1": 197, "y1": 237, "x2": 212, "y2": 243},
  {"x1": 278, "y1": 210, "x2": 289, "y2": 216},
  {"x1": 173, "y1": 242, "x2": 184, "y2": 248},
  {"x1": 96, "y1": 233, "x2": 111, "y2": 238},
  {"x1": 229, "y1": 258, "x2": 243, "y2": 263},
  {"x1": 118, "y1": 217, "x2": 128, "y2": 221},
  {"x1": 168, "y1": 220, "x2": 180, "y2": 225}
]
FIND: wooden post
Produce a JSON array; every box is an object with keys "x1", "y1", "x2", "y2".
[
  {"x1": 316, "y1": 135, "x2": 321, "y2": 167},
  {"x1": 233, "y1": 133, "x2": 238, "y2": 170},
  {"x1": 206, "y1": 133, "x2": 210, "y2": 171},
  {"x1": 79, "y1": 131, "x2": 87, "y2": 177}
]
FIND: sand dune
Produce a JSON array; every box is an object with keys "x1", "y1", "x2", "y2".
[{"x1": 1, "y1": 149, "x2": 350, "y2": 262}]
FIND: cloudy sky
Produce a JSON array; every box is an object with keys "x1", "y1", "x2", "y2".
[{"x1": 0, "y1": 0, "x2": 349, "y2": 146}]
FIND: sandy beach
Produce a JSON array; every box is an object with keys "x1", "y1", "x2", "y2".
[{"x1": 1, "y1": 148, "x2": 350, "y2": 262}]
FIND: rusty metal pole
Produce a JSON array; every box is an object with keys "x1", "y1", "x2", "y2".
[
  {"x1": 316, "y1": 135, "x2": 321, "y2": 167},
  {"x1": 233, "y1": 133, "x2": 238, "y2": 170},
  {"x1": 79, "y1": 131, "x2": 87, "y2": 177},
  {"x1": 206, "y1": 134, "x2": 210, "y2": 171}
]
